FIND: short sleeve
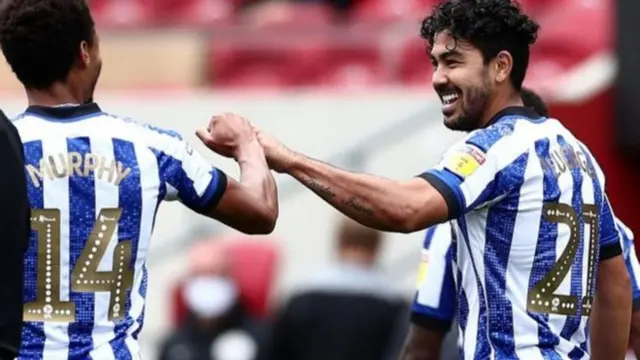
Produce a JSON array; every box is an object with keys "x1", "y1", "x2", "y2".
[
  {"x1": 149, "y1": 126, "x2": 227, "y2": 212},
  {"x1": 411, "y1": 223, "x2": 456, "y2": 333},
  {"x1": 418, "y1": 123, "x2": 528, "y2": 219},
  {"x1": 577, "y1": 141, "x2": 623, "y2": 261},
  {"x1": 599, "y1": 195, "x2": 623, "y2": 260}
]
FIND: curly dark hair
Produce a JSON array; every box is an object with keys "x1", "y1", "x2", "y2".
[
  {"x1": 421, "y1": 0, "x2": 539, "y2": 90},
  {"x1": 0, "y1": 0, "x2": 95, "y2": 89},
  {"x1": 521, "y1": 87, "x2": 548, "y2": 116}
]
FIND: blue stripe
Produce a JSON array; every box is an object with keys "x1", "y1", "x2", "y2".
[
  {"x1": 457, "y1": 268, "x2": 469, "y2": 360},
  {"x1": 457, "y1": 218, "x2": 492, "y2": 359},
  {"x1": 19, "y1": 141, "x2": 46, "y2": 359},
  {"x1": 109, "y1": 139, "x2": 142, "y2": 359},
  {"x1": 484, "y1": 153, "x2": 529, "y2": 359},
  {"x1": 558, "y1": 136, "x2": 586, "y2": 345},
  {"x1": 67, "y1": 137, "x2": 96, "y2": 359},
  {"x1": 150, "y1": 148, "x2": 219, "y2": 210},
  {"x1": 423, "y1": 227, "x2": 438, "y2": 249},
  {"x1": 439, "y1": 246, "x2": 457, "y2": 321},
  {"x1": 530, "y1": 138, "x2": 563, "y2": 358},
  {"x1": 465, "y1": 118, "x2": 518, "y2": 152},
  {"x1": 132, "y1": 267, "x2": 148, "y2": 341}
]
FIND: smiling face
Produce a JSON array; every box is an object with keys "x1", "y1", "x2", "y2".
[{"x1": 430, "y1": 31, "x2": 495, "y2": 132}]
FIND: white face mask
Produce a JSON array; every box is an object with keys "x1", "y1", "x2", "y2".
[{"x1": 184, "y1": 276, "x2": 238, "y2": 318}]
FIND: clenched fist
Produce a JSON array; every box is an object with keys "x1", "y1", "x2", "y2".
[{"x1": 196, "y1": 113, "x2": 256, "y2": 159}]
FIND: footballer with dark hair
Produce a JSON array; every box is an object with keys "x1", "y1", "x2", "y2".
[
  {"x1": 0, "y1": 0, "x2": 278, "y2": 358},
  {"x1": 254, "y1": 0, "x2": 632, "y2": 358}
]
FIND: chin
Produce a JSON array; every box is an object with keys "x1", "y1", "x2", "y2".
[{"x1": 443, "y1": 116, "x2": 462, "y2": 131}]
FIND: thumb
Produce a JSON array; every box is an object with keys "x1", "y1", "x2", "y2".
[{"x1": 195, "y1": 128, "x2": 211, "y2": 143}]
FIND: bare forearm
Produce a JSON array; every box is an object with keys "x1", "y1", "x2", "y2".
[
  {"x1": 591, "y1": 266, "x2": 631, "y2": 360},
  {"x1": 237, "y1": 141, "x2": 278, "y2": 218},
  {"x1": 285, "y1": 152, "x2": 439, "y2": 232},
  {"x1": 399, "y1": 326, "x2": 443, "y2": 360},
  {"x1": 630, "y1": 311, "x2": 640, "y2": 359}
]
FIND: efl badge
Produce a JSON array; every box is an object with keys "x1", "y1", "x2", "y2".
[{"x1": 445, "y1": 144, "x2": 486, "y2": 178}]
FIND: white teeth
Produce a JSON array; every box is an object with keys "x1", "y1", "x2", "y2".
[{"x1": 442, "y1": 93, "x2": 459, "y2": 105}]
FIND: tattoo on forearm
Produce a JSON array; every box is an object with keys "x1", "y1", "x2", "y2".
[
  {"x1": 302, "y1": 175, "x2": 336, "y2": 199},
  {"x1": 299, "y1": 175, "x2": 374, "y2": 217},
  {"x1": 342, "y1": 196, "x2": 374, "y2": 216}
]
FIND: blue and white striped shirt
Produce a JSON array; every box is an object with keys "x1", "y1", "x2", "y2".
[
  {"x1": 420, "y1": 106, "x2": 622, "y2": 359},
  {"x1": 14, "y1": 103, "x2": 227, "y2": 360},
  {"x1": 413, "y1": 218, "x2": 639, "y2": 357}
]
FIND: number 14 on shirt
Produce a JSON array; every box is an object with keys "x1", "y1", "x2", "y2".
[{"x1": 23, "y1": 208, "x2": 134, "y2": 323}]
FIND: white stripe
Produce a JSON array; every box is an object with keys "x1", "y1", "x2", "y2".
[
  {"x1": 417, "y1": 223, "x2": 452, "y2": 308},
  {"x1": 42, "y1": 131, "x2": 71, "y2": 359},
  {"x1": 455, "y1": 219, "x2": 479, "y2": 358},
  {"x1": 511, "y1": 149, "x2": 545, "y2": 358},
  {"x1": 123, "y1": 143, "x2": 160, "y2": 358},
  {"x1": 88, "y1": 136, "x2": 118, "y2": 360}
]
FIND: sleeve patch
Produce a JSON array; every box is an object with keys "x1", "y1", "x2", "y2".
[{"x1": 444, "y1": 144, "x2": 487, "y2": 178}]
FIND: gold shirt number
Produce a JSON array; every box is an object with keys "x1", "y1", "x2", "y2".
[
  {"x1": 527, "y1": 203, "x2": 599, "y2": 317},
  {"x1": 24, "y1": 208, "x2": 134, "y2": 323}
]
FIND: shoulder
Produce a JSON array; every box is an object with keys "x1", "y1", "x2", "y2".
[{"x1": 101, "y1": 113, "x2": 184, "y2": 141}]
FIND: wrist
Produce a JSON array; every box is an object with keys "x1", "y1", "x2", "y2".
[
  {"x1": 283, "y1": 150, "x2": 303, "y2": 174},
  {"x1": 234, "y1": 139, "x2": 264, "y2": 162}
]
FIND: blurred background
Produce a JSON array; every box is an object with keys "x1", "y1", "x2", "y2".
[{"x1": 2, "y1": 0, "x2": 640, "y2": 359}]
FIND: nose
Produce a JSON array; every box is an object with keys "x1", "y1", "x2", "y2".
[{"x1": 432, "y1": 67, "x2": 448, "y2": 89}]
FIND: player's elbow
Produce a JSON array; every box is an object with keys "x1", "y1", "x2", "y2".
[
  {"x1": 248, "y1": 206, "x2": 278, "y2": 235},
  {"x1": 392, "y1": 183, "x2": 448, "y2": 234}
]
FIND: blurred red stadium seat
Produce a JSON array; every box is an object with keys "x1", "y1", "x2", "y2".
[
  {"x1": 90, "y1": 0, "x2": 156, "y2": 28},
  {"x1": 316, "y1": 40, "x2": 386, "y2": 88},
  {"x1": 207, "y1": 34, "x2": 329, "y2": 88},
  {"x1": 155, "y1": 0, "x2": 236, "y2": 27},
  {"x1": 171, "y1": 238, "x2": 280, "y2": 327},
  {"x1": 397, "y1": 37, "x2": 432, "y2": 86},
  {"x1": 239, "y1": 2, "x2": 333, "y2": 30},
  {"x1": 351, "y1": 0, "x2": 437, "y2": 23},
  {"x1": 534, "y1": 0, "x2": 612, "y2": 65}
]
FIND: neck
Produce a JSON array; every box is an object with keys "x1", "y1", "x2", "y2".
[
  {"x1": 26, "y1": 82, "x2": 85, "y2": 107},
  {"x1": 479, "y1": 89, "x2": 523, "y2": 127},
  {"x1": 338, "y1": 249, "x2": 375, "y2": 267}
]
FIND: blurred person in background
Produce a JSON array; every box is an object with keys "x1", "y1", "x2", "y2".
[
  {"x1": 0, "y1": 109, "x2": 30, "y2": 360},
  {"x1": 253, "y1": 0, "x2": 632, "y2": 358},
  {"x1": 268, "y1": 217, "x2": 408, "y2": 360},
  {"x1": 158, "y1": 240, "x2": 269, "y2": 360},
  {"x1": 0, "y1": 0, "x2": 278, "y2": 358}
]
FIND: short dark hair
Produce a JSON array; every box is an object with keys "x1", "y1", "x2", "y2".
[
  {"x1": 421, "y1": 0, "x2": 539, "y2": 90},
  {"x1": 521, "y1": 87, "x2": 549, "y2": 117},
  {"x1": 337, "y1": 217, "x2": 381, "y2": 254},
  {"x1": 0, "y1": 0, "x2": 95, "y2": 89}
]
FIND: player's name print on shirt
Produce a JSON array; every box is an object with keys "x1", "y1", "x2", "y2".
[
  {"x1": 25, "y1": 152, "x2": 131, "y2": 188},
  {"x1": 538, "y1": 142, "x2": 595, "y2": 179}
]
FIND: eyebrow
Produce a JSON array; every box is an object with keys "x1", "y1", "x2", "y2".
[{"x1": 430, "y1": 50, "x2": 464, "y2": 63}]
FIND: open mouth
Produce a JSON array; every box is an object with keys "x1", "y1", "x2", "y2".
[
  {"x1": 439, "y1": 90, "x2": 460, "y2": 114},
  {"x1": 440, "y1": 90, "x2": 460, "y2": 105}
]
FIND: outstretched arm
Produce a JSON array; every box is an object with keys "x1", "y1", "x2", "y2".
[
  {"x1": 285, "y1": 152, "x2": 448, "y2": 233},
  {"x1": 590, "y1": 254, "x2": 631, "y2": 360},
  {"x1": 202, "y1": 140, "x2": 278, "y2": 234}
]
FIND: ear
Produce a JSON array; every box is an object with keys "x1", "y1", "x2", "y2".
[
  {"x1": 494, "y1": 50, "x2": 513, "y2": 84},
  {"x1": 79, "y1": 40, "x2": 91, "y2": 68}
]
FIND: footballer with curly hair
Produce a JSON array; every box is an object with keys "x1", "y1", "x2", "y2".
[{"x1": 253, "y1": 0, "x2": 632, "y2": 358}]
